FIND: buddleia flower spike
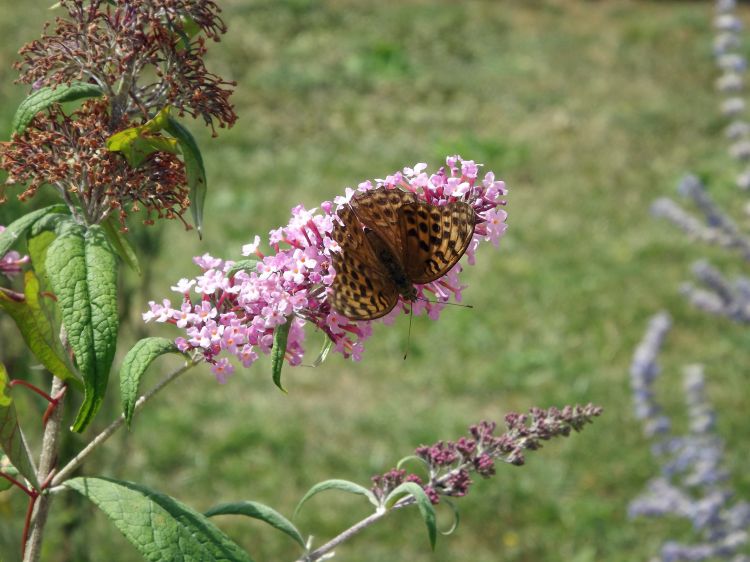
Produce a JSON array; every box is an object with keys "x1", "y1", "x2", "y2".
[{"x1": 143, "y1": 156, "x2": 508, "y2": 381}]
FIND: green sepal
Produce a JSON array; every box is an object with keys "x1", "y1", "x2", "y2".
[
  {"x1": 165, "y1": 116, "x2": 207, "y2": 238},
  {"x1": 227, "y1": 259, "x2": 260, "y2": 277},
  {"x1": 65, "y1": 477, "x2": 254, "y2": 562},
  {"x1": 271, "y1": 319, "x2": 292, "y2": 393},
  {"x1": 0, "y1": 204, "x2": 68, "y2": 258},
  {"x1": 106, "y1": 107, "x2": 179, "y2": 167},
  {"x1": 11, "y1": 82, "x2": 103, "y2": 135},
  {"x1": 385, "y1": 482, "x2": 437, "y2": 550},
  {"x1": 294, "y1": 479, "x2": 379, "y2": 520},
  {"x1": 47, "y1": 224, "x2": 119, "y2": 432},
  {"x1": 205, "y1": 501, "x2": 305, "y2": 549},
  {"x1": 0, "y1": 364, "x2": 39, "y2": 489},
  {"x1": 120, "y1": 337, "x2": 180, "y2": 427},
  {"x1": 0, "y1": 271, "x2": 81, "y2": 389}
]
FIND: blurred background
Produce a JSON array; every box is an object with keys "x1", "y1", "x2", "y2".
[{"x1": 1, "y1": 1, "x2": 750, "y2": 560}]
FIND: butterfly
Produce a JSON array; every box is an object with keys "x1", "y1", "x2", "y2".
[{"x1": 328, "y1": 187, "x2": 476, "y2": 320}]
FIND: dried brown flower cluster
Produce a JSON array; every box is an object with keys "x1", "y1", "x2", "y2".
[
  {"x1": 3, "y1": 0, "x2": 237, "y2": 227},
  {"x1": 15, "y1": 0, "x2": 236, "y2": 132},
  {"x1": 1, "y1": 100, "x2": 188, "y2": 228}
]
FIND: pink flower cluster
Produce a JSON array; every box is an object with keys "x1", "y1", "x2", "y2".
[
  {"x1": 143, "y1": 156, "x2": 508, "y2": 382},
  {"x1": 0, "y1": 226, "x2": 29, "y2": 279}
]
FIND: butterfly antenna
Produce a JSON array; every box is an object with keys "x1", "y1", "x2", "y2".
[
  {"x1": 416, "y1": 295, "x2": 473, "y2": 310},
  {"x1": 404, "y1": 306, "x2": 413, "y2": 360}
]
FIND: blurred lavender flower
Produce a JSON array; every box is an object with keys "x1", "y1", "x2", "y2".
[
  {"x1": 652, "y1": 175, "x2": 750, "y2": 319},
  {"x1": 629, "y1": 316, "x2": 750, "y2": 561}
]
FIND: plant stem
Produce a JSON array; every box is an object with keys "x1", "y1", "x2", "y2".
[
  {"x1": 8, "y1": 379, "x2": 55, "y2": 403},
  {"x1": 23, "y1": 376, "x2": 66, "y2": 562},
  {"x1": 297, "y1": 499, "x2": 415, "y2": 562},
  {"x1": 50, "y1": 359, "x2": 196, "y2": 487}
]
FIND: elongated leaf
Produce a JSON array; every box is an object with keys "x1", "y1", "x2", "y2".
[
  {"x1": 101, "y1": 217, "x2": 141, "y2": 275},
  {"x1": 206, "y1": 501, "x2": 305, "y2": 548},
  {"x1": 11, "y1": 82, "x2": 103, "y2": 135},
  {"x1": 227, "y1": 259, "x2": 260, "y2": 277},
  {"x1": 27, "y1": 227, "x2": 66, "y2": 364},
  {"x1": 65, "y1": 477, "x2": 254, "y2": 562},
  {"x1": 28, "y1": 212, "x2": 70, "y2": 238},
  {"x1": 47, "y1": 224, "x2": 118, "y2": 432},
  {"x1": 165, "y1": 117, "x2": 207, "y2": 238},
  {"x1": 0, "y1": 364, "x2": 39, "y2": 489},
  {"x1": 271, "y1": 319, "x2": 291, "y2": 393},
  {"x1": 294, "y1": 479, "x2": 379, "y2": 519},
  {"x1": 385, "y1": 482, "x2": 436, "y2": 550},
  {"x1": 0, "y1": 272, "x2": 80, "y2": 388},
  {"x1": 0, "y1": 204, "x2": 68, "y2": 258},
  {"x1": 120, "y1": 337, "x2": 180, "y2": 426}
]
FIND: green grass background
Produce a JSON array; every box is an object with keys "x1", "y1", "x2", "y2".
[{"x1": 1, "y1": 0, "x2": 750, "y2": 561}]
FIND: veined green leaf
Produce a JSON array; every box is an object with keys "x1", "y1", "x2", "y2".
[
  {"x1": 47, "y1": 224, "x2": 118, "y2": 432},
  {"x1": 0, "y1": 204, "x2": 68, "y2": 258},
  {"x1": 0, "y1": 364, "x2": 39, "y2": 489},
  {"x1": 65, "y1": 477, "x2": 254, "y2": 562},
  {"x1": 11, "y1": 82, "x2": 103, "y2": 135},
  {"x1": 294, "y1": 479, "x2": 379, "y2": 520},
  {"x1": 0, "y1": 272, "x2": 81, "y2": 389},
  {"x1": 120, "y1": 338, "x2": 180, "y2": 427},
  {"x1": 205, "y1": 501, "x2": 305, "y2": 549},
  {"x1": 165, "y1": 117, "x2": 207, "y2": 238}
]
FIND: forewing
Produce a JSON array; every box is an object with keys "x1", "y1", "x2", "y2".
[
  {"x1": 350, "y1": 187, "x2": 419, "y2": 259},
  {"x1": 400, "y1": 200, "x2": 476, "y2": 284},
  {"x1": 329, "y1": 206, "x2": 399, "y2": 320}
]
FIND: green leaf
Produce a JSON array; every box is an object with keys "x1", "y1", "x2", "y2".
[
  {"x1": 226, "y1": 259, "x2": 260, "y2": 277},
  {"x1": 100, "y1": 217, "x2": 141, "y2": 275},
  {"x1": 0, "y1": 271, "x2": 81, "y2": 389},
  {"x1": 65, "y1": 477, "x2": 254, "y2": 562},
  {"x1": 165, "y1": 117, "x2": 207, "y2": 238},
  {"x1": 384, "y1": 482, "x2": 437, "y2": 550},
  {"x1": 106, "y1": 107, "x2": 179, "y2": 167},
  {"x1": 0, "y1": 204, "x2": 68, "y2": 258},
  {"x1": 205, "y1": 501, "x2": 305, "y2": 549},
  {"x1": 271, "y1": 319, "x2": 291, "y2": 393},
  {"x1": 120, "y1": 338, "x2": 180, "y2": 427},
  {"x1": 47, "y1": 224, "x2": 118, "y2": 432},
  {"x1": 28, "y1": 212, "x2": 70, "y2": 238},
  {"x1": 11, "y1": 82, "x2": 103, "y2": 135},
  {"x1": 0, "y1": 364, "x2": 39, "y2": 489},
  {"x1": 294, "y1": 479, "x2": 379, "y2": 520}
]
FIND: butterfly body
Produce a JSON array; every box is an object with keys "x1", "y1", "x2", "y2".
[
  {"x1": 363, "y1": 227, "x2": 418, "y2": 304},
  {"x1": 329, "y1": 187, "x2": 476, "y2": 320}
]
